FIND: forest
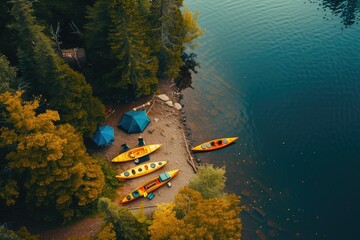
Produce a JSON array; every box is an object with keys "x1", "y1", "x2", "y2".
[{"x1": 0, "y1": 0, "x2": 242, "y2": 239}]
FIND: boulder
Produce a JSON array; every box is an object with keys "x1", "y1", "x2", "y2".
[
  {"x1": 166, "y1": 101, "x2": 174, "y2": 107},
  {"x1": 174, "y1": 103, "x2": 182, "y2": 110},
  {"x1": 157, "y1": 94, "x2": 169, "y2": 101}
]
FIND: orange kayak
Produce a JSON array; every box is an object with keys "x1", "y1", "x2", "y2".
[
  {"x1": 120, "y1": 169, "x2": 180, "y2": 204},
  {"x1": 191, "y1": 137, "x2": 238, "y2": 152}
]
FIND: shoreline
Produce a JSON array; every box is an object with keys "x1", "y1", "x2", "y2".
[
  {"x1": 106, "y1": 79, "x2": 197, "y2": 213},
  {"x1": 39, "y1": 78, "x2": 197, "y2": 239}
]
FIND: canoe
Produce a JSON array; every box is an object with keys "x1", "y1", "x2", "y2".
[
  {"x1": 116, "y1": 161, "x2": 168, "y2": 180},
  {"x1": 191, "y1": 137, "x2": 238, "y2": 152},
  {"x1": 111, "y1": 144, "x2": 161, "y2": 162},
  {"x1": 120, "y1": 169, "x2": 180, "y2": 204}
]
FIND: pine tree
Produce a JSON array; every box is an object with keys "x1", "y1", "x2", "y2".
[
  {"x1": 0, "y1": 91, "x2": 105, "y2": 222},
  {"x1": 108, "y1": 0, "x2": 158, "y2": 98},
  {"x1": 96, "y1": 222, "x2": 116, "y2": 240},
  {"x1": 85, "y1": 0, "x2": 158, "y2": 100},
  {"x1": 0, "y1": 2, "x2": 17, "y2": 64},
  {"x1": 0, "y1": 225, "x2": 39, "y2": 240},
  {"x1": 0, "y1": 225, "x2": 22, "y2": 240},
  {"x1": 188, "y1": 164, "x2": 226, "y2": 199},
  {"x1": 83, "y1": 0, "x2": 114, "y2": 99},
  {"x1": 150, "y1": 0, "x2": 185, "y2": 78},
  {"x1": 10, "y1": 0, "x2": 105, "y2": 137},
  {"x1": 0, "y1": 54, "x2": 17, "y2": 93},
  {"x1": 98, "y1": 198, "x2": 148, "y2": 240},
  {"x1": 32, "y1": 0, "x2": 94, "y2": 44}
]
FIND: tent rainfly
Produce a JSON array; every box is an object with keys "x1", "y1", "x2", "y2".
[
  {"x1": 92, "y1": 125, "x2": 115, "y2": 146},
  {"x1": 118, "y1": 110, "x2": 150, "y2": 133}
]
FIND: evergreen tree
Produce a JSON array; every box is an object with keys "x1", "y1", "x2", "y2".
[
  {"x1": 150, "y1": 0, "x2": 185, "y2": 78},
  {"x1": 108, "y1": 0, "x2": 158, "y2": 98},
  {"x1": 0, "y1": 225, "x2": 39, "y2": 240},
  {"x1": 33, "y1": 0, "x2": 94, "y2": 27},
  {"x1": 0, "y1": 225, "x2": 22, "y2": 240},
  {"x1": 93, "y1": 154, "x2": 122, "y2": 199},
  {"x1": 0, "y1": 2, "x2": 17, "y2": 64},
  {"x1": 13, "y1": 227, "x2": 39, "y2": 240},
  {"x1": 0, "y1": 91, "x2": 105, "y2": 222},
  {"x1": 32, "y1": 0, "x2": 94, "y2": 48},
  {"x1": 96, "y1": 223, "x2": 116, "y2": 240},
  {"x1": 0, "y1": 54, "x2": 17, "y2": 93},
  {"x1": 98, "y1": 198, "x2": 148, "y2": 240},
  {"x1": 83, "y1": 0, "x2": 114, "y2": 99},
  {"x1": 10, "y1": 0, "x2": 105, "y2": 137},
  {"x1": 188, "y1": 164, "x2": 226, "y2": 199},
  {"x1": 85, "y1": 0, "x2": 158, "y2": 100},
  {"x1": 138, "y1": 0, "x2": 151, "y2": 16}
]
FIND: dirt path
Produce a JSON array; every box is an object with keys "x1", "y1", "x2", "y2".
[{"x1": 39, "y1": 216, "x2": 102, "y2": 240}]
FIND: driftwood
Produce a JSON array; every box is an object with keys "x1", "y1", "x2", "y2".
[
  {"x1": 133, "y1": 101, "x2": 151, "y2": 111},
  {"x1": 182, "y1": 132, "x2": 198, "y2": 173}
]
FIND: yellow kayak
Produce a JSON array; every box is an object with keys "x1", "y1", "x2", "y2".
[
  {"x1": 191, "y1": 137, "x2": 238, "y2": 152},
  {"x1": 111, "y1": 144, "x2": 161, "y2": 162},
  {"x1": 116, "y1": 161, "x2": 168, "y2": 180},
  {"x1": 121, "y1": 169, "x2": 180, "y2": 204}
]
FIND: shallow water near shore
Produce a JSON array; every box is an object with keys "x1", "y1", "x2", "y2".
[{"x1": 183, "y1": 0, "x2": 360, "y2": 239}]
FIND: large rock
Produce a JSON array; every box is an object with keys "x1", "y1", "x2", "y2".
[
  {"x1": 166, "y1": 101, "x2": 174, "y2": 107},
  {"x1": 157, "y1": 94, "x2": 169, "y2": 101},
  {"x1": 174, "y1": 103, "x2": 182, "y2": 110}
]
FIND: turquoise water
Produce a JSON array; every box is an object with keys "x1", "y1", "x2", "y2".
[{"x1": 183, "y1": 0, "x2": 360, "y2": 239}]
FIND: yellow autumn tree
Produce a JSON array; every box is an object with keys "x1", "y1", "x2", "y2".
[
  {"x1": 182, "y1": 6, "x2": 205, "y2": 49},
  {"x1": 98, "y1": 197, "x2": 148, "y2": 239},
  {"x1": 96, "y1": 223, "x2": 116, "y2": 240},
  {"x1": 149, "y1": 187, "x2": 243, "y2": 240},
  {"x1": 0, "y1": 91, "x2": 105, "y2": 222},
  {"x1": 148, "y1": 202, "x2": 185, "y2": 238}
]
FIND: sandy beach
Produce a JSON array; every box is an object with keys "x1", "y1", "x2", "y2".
[
  {"x1": 102, "y1": 84, "x2": 197, "y2": 213},
  {"x1": 40, "y1": 80, "x2": 197, "y2": 239}
]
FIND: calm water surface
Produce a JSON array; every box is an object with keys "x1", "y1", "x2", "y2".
[{"x1": 183, "y1": 0, "x2": 360, "y2": 239}]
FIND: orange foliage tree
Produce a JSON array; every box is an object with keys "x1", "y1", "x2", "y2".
[
  {"x1": 0, "y1": 91, "x2": 105, "y2": 222},
  {"x1": 149, "y1": 186, "x2": 243, "y2": 239}
]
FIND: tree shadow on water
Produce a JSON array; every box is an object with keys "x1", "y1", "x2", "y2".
[
  {"x1": 175, "y1": 52, "x2": 200, "y2": 91},
  {"x1": 315, "y1": 0, "x2": 360, "y2": 26}
]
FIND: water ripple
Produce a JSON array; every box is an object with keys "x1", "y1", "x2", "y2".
[{"x1": 184, "y1": 0, "x2": 360, "y2": 239}]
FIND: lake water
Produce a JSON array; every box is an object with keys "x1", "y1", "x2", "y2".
[{"x1": 182, "y1": 0, "x2": 360, "y2": 239}]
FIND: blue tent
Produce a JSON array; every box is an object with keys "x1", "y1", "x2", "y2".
[
  {"x1": 118, "y1": 110, "x2": 150, "y2": 133},
  {"x1": 92, "y1": 125, "x2": 115, "y2": 146}
]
